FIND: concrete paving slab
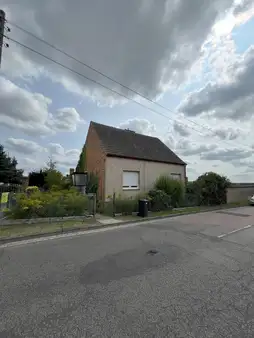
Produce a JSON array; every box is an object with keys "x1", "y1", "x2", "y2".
[{"x1": 97, "y1": 218, "x2": 123, "y2": 225}]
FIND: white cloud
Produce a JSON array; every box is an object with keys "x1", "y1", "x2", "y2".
[
  {"x1": 49, "y1": 143, "x2": 80, "y2": 168},
  {"x1": 173, "y1": 121, "x2": 191, "y2": 137},
  {"x1": 0, "y1": 76, "x2": 52, "y2": 135},
  {"x1": 0, "y1": 76, "x2": 85, "y2": 136},
  {"x1": 1, "y1": 0, "x2": 236, "y2": 104},
  {"x1": 48, "y1": 108, "x2": 85, "y2": 132},
  {"x1": 4, "y1": 141, "x2": 80, "y2": 174},
  {"x1": 213, "y1": 127, "x2": 240, "y2": 140},
  {"x1": 201, "y1": 147, "x2": 253, "y2": 161},
  {"x1": 179, "y1": 46, "x2": 254, "y2": 120},
  {"x1": 119, "y1": 118, "x2": 156, "y2": 135},
  {"x1": 5, "y1": 138, "x2": 47, "y2": 154}
]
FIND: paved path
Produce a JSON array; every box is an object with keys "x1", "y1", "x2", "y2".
[{"x1": 1, "y1": 207, "x2": 254, "y2": 337}]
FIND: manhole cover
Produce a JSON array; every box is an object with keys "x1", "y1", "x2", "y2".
[{"x1": 147, "y1": 249, "x2": 159, "y2": 255}]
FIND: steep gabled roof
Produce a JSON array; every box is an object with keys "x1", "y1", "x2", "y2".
[{"x1": 90, "y1": 121, "x2": 186, "y2": 165}]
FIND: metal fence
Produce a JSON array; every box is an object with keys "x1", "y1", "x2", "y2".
[
  {"x1": 0, "y1": 183, "x2": 23, "y2": 193},
  {"x1": 0, "y1": 184, "x2": 23, "y2": 214}
]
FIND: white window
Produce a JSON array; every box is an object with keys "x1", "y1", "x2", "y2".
[
  {"x1": 171, "y1": 173, "x2": 181, "y2": 181},
  {"x1": 123, "y1": 171, "x2": 139, "y2": 190}
]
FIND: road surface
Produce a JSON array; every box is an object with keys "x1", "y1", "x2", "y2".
[{"x1": 1, "y1": 207, "x2": 254, "y2": 337}]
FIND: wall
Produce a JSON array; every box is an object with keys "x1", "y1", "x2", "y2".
[
  {"x1": 85, "y1": 125, "x2": 106, "y2": 200},
  {"x1": 105, "y1": 156, "x2": 185, "y2": 200},
  {"x1": 227, "y1": 183, "x2": 254, "y2": 203}
]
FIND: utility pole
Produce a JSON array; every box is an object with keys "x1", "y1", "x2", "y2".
[{"x1": 0, "y1": 9, "x2": 6, "y2": 67}]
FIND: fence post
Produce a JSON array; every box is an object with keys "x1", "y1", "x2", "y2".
[
  {"x1": 113, "y1": 192, "x2": 116, "y2": 217},
  {"x1": 93, "y1": 193, "x2": 96, "y2": 216}
]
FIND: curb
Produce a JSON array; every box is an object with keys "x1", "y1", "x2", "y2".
[{"x1": 0, "y1": 205, "x2": 246, "y2": 245}]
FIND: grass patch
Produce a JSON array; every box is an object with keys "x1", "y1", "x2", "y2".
[
  {"x1": 116, "y1": 202, "x2": 249, "y2": 221},
  {"x1": 0, "y1": 219, "x2": 95, "y2": 240}
]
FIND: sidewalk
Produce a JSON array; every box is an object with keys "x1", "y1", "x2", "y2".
[{"x1": 0, "y1": 203, "x2": 247, "y2": 244}]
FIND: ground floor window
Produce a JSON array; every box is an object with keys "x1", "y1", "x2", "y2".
[
  {"x1": 123, "y1": 171, "x2": 139, "y2": 190},
  {"x1": 171, "y1": 173, "x2": 181, "y2": 181}
]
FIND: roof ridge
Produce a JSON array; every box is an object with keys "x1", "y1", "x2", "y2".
[
  {"x1": 89, "y1": 121, "x2": 186, "y2": 165},
  {"x1": 90, "y1": 121, "x2": 159, "y2": 140}
]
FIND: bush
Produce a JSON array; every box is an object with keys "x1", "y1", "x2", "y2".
[
  {"x1": 154, "y1": 175, "x2": 184, "y2": 207},
  {"x1": 114, "y1": 197, "x2": 138, "y2": 215},
  {"x1": 25, "y1": 186, "x2": 39, "y2": 196},
  {"x1": 101, "y1": 194, "x2": 140, "y2": 216},
  {"x1": 44, "y1": 169, "x2": 64, "y2": 190},
  {"x1": 148, "y1": 189, "x2": 172, "y2": 211},
  {"x1": 194, "y1": 172, "x2": 230, "y2": 206},
  {"x1": 8, "y1": 188, "x2": 89, "y2": 219}
]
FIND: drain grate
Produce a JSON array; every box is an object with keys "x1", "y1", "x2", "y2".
[{"x1": 216, "y1": 211, "x2": 250, "y2": 217}]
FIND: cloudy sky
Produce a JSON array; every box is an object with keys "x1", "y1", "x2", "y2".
[{"x1": 1, "y1": 0, "x2": 254, "y2": 181}]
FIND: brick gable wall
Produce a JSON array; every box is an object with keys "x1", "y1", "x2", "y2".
[{"x1": 85, "y1": 124, "x2": 106, "y2": 200}]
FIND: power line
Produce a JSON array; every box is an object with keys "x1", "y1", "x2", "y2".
[
  {"x1": 2, "y1": 35, "x2": 206, "y2": 136},
  {"x1": 7, "y1": 20, "x2": 251, "y2": 150},
  {"x1": 2, "y1": 33, "x2": 253, "y2": 153}
]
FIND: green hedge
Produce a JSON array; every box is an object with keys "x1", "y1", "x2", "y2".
[
  {"x1": 6, "y1": 188, "x2": 89, "y2": 219},
  {"x1": 148, "y1": 189, "x2": 172, "y2": 211},
  {"x1": 193, "y1": 172, "x2": 230, "y2": 206},
  {"x1": 154, "y1": 175, "x2": 184, "y2": 207}
]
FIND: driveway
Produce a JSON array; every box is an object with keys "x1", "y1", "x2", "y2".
[{"x1": 1, "y1": 207, "x2": 254, "y2": 337}]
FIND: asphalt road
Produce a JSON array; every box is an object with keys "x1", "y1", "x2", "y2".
[{"x1": 1, "y1": 211, "x2": 254, "y2": 337}]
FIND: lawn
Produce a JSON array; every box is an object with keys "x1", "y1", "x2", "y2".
[
  {"x1": 0, "y1": 218, "x2": 96, "y2": 240},
  {"x1": 116, "y1": 201, "x2": 248, "y2": 221}
]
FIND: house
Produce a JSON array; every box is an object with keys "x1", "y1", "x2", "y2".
[{"x1": 85, "y1": 121, "x2": 186, "y2": 200}]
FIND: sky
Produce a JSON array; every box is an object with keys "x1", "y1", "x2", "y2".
[{"x1": 0, "y1": 0, "x2": 254, "y2": 182}]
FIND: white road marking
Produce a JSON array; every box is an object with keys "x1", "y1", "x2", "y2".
[{"x1": 218, "y1": 224, "x2": 252, "y2": 239}]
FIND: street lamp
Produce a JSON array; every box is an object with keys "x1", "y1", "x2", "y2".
[{"x1": 71, "y1": 171, "x2": 88, "y2": 194}]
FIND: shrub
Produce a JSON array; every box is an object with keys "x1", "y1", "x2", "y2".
[
  {"x1": 8, "y1": 188, "x2": 89, "y2": 219},
  {"x1": 148, "y1": 189, "x2": 172, "y2": 211},
  {"x1": 101, "y1": 194, "x2": 139, "y2": 216},
  {"x1": 25, "y1": 186, "x2": 39, "y2": 196},
  {"x1": 114, "y1": 197, "x2": 138, "y2": 215},
  {"x1": 186, "y1": 181, "x2": 195, "y2": 195},
  {"x1": 44, "y1": 169, "x2": 64, "y2": 190},
  {"x1": 154, "y1": 175, "x2": 184, "y2": 207},
  {"x1": 194, "y1": 172, "x2": 230, "y2": 206}
]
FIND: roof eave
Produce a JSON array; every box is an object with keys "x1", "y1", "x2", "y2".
[{"x1": 106, "y1": 153, "x2": 186, "y2": 166}]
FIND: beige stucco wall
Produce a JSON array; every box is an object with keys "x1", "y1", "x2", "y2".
[
  {"x1": 227, "y1": 184, "x2": 254, "y2": 203},
  {"x1": 104, "y1": 156, "x2": 185, "y2": 200}
]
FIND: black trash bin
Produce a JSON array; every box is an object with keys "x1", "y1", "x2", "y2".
[{"x1": 138, "y1": 199, "x2": 148, "y2": 217}]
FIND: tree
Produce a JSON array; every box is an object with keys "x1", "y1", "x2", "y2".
[
  {"x1": 28, "y1": 170, "x2": 45, "y2": 188},
  {"x1": 76, "y1": 145, "x2": 86, "y2": 172},
  {"x1": 43, "y1": 158, "x2": 64, "y2": 190},
  {"x1": 46, "y1": 156, "x2": 57, "y2": 170},
  {"x1": 194, "y1": 172, "x2": 231, "y2": 205},
  {"x1": 0, "y1": 144, "x2": 24, "y2": 184},
  {"x1": 44, "y1": 169, "x2": 64, "y2": 190}
]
